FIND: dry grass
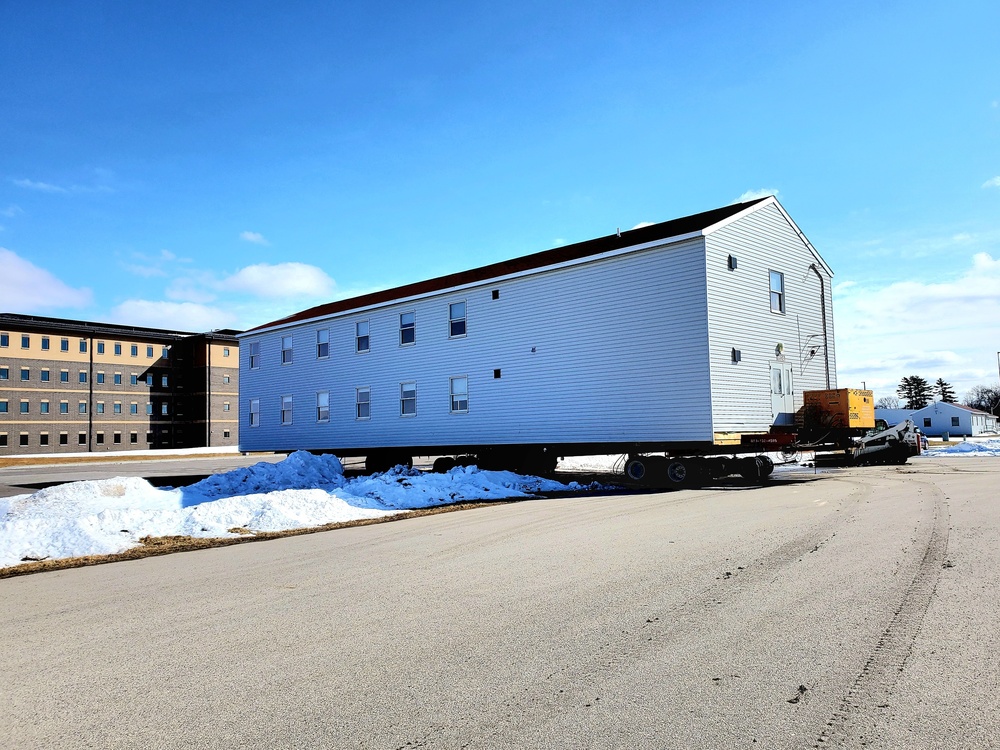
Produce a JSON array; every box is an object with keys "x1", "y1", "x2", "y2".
[{"x1": 0, "y1": 500, "x2": 509, "y2": 580}]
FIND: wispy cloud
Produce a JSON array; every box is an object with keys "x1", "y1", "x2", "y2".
[
  {"x1": 109, "y1": 300, "x2": 237, "y2": 333},
  {"x1": 13, "y1": 178, "x2": 68, "y2": 194},
  {"x1": 0, "y1": 205, "x2": 23, "y2": 218},
  {"x1": 12, "y1": 174, "x2": 115, "y2": 195},
  {"x1": 983, "y1": 176, "x2": 1000, "y2": 189},
  {"x1": 833, "y1": 251, "x2": 1000, "y2": 400},
  {"x1": 0, "y1": 248, "x2": 93, "y2": 311},
  {"x1": 222, "y1": 262, "x2": 334, "y2": 298},
  {"x1": 734, "y1": 188, "x2": 779, "y2": 203},
  {"x1": 240, "y1": 231, "x2": 269, "y2": 246}
]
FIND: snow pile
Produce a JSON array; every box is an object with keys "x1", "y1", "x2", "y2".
[
  {"x1": 921, "y1": 439, "x2": 1000, "y2": 457},
  {"x1": 0, "y1": 452, "x2": 597, "y2": 568}
]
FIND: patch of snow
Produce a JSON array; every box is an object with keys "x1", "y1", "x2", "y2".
[
  {"x1": 0, "y1": 452, "x2": 598, "y2": 568},
  {"x1": 920, "y1": 439, "x2": 1000, "y2": 457}
]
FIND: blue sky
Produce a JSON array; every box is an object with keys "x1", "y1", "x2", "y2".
[{"x1": 2, "y1": 0, "x2": 998, "y2": 402}]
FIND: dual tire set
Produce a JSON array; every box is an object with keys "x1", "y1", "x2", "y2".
[{"x1": 623, "y1": 454, "x2": 774, "y2": 488}]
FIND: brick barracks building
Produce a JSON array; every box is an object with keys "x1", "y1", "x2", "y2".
[{"x1": 0, "y1": 313, "x2": 240, "y2": 455}]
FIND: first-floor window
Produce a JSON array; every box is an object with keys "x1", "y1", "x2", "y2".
[
  {"x1": 450, "y1": 376, "x2": 469, "y2": 413},
  {"x1": 130, "y1": 432, "x2": 138, "y2": 444},
  {"x1": 78, "y1": 432, "x2": 87, "y2": 445},
  {"x1": 316, "y1": 391, "x2": 330, "y2": 422},
  {"x1": 400, "y1": 382, "x2": 416, "y2": 416},
  {"x1": 249, "y1": 398, "x2": 260, "y2": 427},
  {"x1": 281, "y1": 395, "x2": 293, "y2": 425},
  {"x1": 356, "y1": 387, "x2": 371, "y2": 420},
  {"x1": 59, "y1": 433, "x2": 68, "y2": 445},
  {"x1": 39, "y1": 433, "x2": 49, "y2": 446},
  {"x1": 951, "y1": 417, "x2": 960, "y2": 427}
]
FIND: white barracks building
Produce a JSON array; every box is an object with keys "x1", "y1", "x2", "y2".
[{"x1": 238, "y1": 196, "x2": 836, "y2": 471}]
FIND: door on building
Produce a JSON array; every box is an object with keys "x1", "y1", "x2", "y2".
[{"x1": 770, "y1": 361, "x2": 795, "y2": 425}]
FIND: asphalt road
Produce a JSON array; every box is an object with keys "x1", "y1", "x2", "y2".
[{"x1": 1, "y1": 457, "x2": 997, "y2": 749}]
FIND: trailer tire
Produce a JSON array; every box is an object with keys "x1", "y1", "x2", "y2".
[
  {"x1": 665, "y1": 459, "x2": 692, "y2": 487},
  {"x1": 624, "y1": 456, "x2": 649, "y2": 483},
  {"x1": 432, "y1": 456, "x2": 457, "y2": 473}
]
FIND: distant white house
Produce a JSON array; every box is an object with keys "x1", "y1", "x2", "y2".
[{"x1": 876, "y1": 402, "x2": 999, "y2": 437}]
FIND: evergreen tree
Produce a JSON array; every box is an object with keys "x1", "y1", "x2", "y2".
[
  {"x1": 897, "y1": 375, "x2": 933, "y2": 409},
  {"x1": 934, "y1": 378, "x2": 957, "y2": 403}
]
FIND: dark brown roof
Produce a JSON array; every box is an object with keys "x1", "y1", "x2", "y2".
[{"x1": 248, "y1": 197, "x2": 769, "y2": 332}]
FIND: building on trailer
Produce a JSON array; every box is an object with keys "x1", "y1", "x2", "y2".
[
  {"x1": 238, "y1": 196, "x2": 837, "y2": 471},
  {"x1": 0, "y1": 313, "x2": 241, "y2": 455}
]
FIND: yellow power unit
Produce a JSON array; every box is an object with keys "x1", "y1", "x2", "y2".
[{"x1": 802, "y1": 388, "x2": 875, "y2": 430}]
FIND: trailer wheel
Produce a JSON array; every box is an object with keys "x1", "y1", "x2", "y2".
[
  {"x1": 432, "y1": 456, "x2": 457, "y2": 473},
  {"x1": 758, "y1": 455, "x2": 775, "y2": 477},
  {"x1": 665, "y1": 459, "x2": 691, "y2": 487},
  {"x1": 624, "y1": 457, "x2": 647, "y2": 483}
]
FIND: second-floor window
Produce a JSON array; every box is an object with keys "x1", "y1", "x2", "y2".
[
  {"x1": 400, "y1": 312, "x2": 415, "y2": 346},
  {"x1": 769, "y1": 271, "x2": 785, "y2": 314}
]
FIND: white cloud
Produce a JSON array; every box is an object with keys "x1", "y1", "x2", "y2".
[
  {"x1": 0, "y1": 248, "x2": 92, "y2": 311},
  {"x1": 13, "y1": 178, "x2": 68, "y2": 193},
  {"x1": 833, "y1": 251, "x2": 1000, "y2": 400},
  {"x1": 240, "y1": 231, "x2": 270, "y2": 246},
  {"x1": 983, "y1": 176, "x2": 1000, "y2": 189},
  {"x1": 222, "y1": 262, "x2": 335, "y2": 299},
  {"x1": 109, "y1": 300, "x2": 237, "y2": 333},
  {"x1": 0, "y1": 205, "x2": 23, "y2": 218},
  {"x1": 734, "y1": 188, "x2": 779, "y2": 203},
  {"x1": 11, "y1": 175, "x2": 114, "y2": 195}
]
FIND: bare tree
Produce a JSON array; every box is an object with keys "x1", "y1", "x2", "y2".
[
  {"x1": 964, "y1": 384, "x2": 1000, "y2": 417},
  {"x1": 875, "y1": 396, "x2": 900, "y2": 409}
]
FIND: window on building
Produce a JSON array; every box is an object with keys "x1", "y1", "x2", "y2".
[
  {"x1": 114, "y1": 432, "x2": 122, "y2": 444},
  {"x1": 281, "y1": 395, "x2": 293, "y2": 424},
  {"x1": 400, "y1": 382, "x2": 416, "y2": 416},
  {"x1": 951, "y1": 416, "x2": 960, "y2": 427},
  {"x1": 115, "y1": 373, "x2": 122, "y2": 385},
  {"x1": 356, "y1": 387, "x2": 371, "y2": 420},
  {"x1": 41, "y1": 336, "x2": 50, "y2": 350},
  {"x1": 146, "y1": 431, "x2": 153, "y2": 443},
  {"x1": 131, "y1": 403, "x2": 138, "y2": 415},
  {"x1": 147, "y1": 345, "x2": 154, "y2": 358},
  {"x1": 40, "y1": 401, "x2": 50, "y2": 414},
  {"x1": 115, "y1": 343, "x2": 122, "y2": 355},
  {"x1": 39, "y1": 433, "x2": 49, "y2": 446},
  {"x1": 223, "y1": 347, "x2": 230, "y2": 357},
  {"x1": 60, "y1": 337, "x2": 69, "y2": 352},
  {"x1": 114, "y1": 402, "x2": 122, "y2": 414},
  {"x1": 97, "y1": 342, "x2": 105, "y2": 354},
  {"x1": 161, "y1": 375, "x2": 168, "y2": 387},
  {"x1": 0, "y1": 333, "x2": 7, "y2": 347},
  {"x1": 0, "y1": 434, "x2": 7, "y2": 447},
  {"x1": 79, "y1": 432, "x2": 87, "y2": 445},
  {"x1": 80, "y1": 340, "x2": 88, "y2": 353},
  {"x1": 399, "y1": 312, "x2": 415, "y2": 346},
  {"x1": 769, "y1": 271, "x2": 785, "y2": 314},
  {"x1": 131, "y1": 344, "x2": 138, "y2": 357},
  {"x1": 223, "y1": 401, "x2": 230, "y2": 411},
  {"x1": 249, "y1": 398, "x2": 260, "y2": 427},
  {"x1": 449, "y1": 301, "x2": 467, "y2": 338},
  {"x1": 20, "y1": 433, "x2": 29, "y2": 447},
  {"x1": 161, "y1": 402, "x2": 169, "y2": 415},
  {"x1": 21, "y1": 335, "x2": 30, "y2": 348},
  {"x1": 20, "y1": 368, "x2": 29, "y2": 381},
  {"x1": 78, "y1": 402, "x2": 87, "y2": 414},
  {"x1": 143, "y1": 402, "x2": 152, "y2": 415},
  {"x1": 0, "y1": 367, "x2": 7, "y2": 380},
  {"x1": 96, "y1": 402, "x2": 105, "y2": 414},
  {"x1": 281, "y1": 336, "x2": 293, "y2": 364},
  {"x1": 146, "y1": 374, "x2": 154, "y2": 386},
  {"x1": 450, "y1": 376, "x2": 469, "y2": 413},
  {"x1": 60, "y1": 401, "x2": 69, "y2": 414},
  {"x1": 316, "y1": 391, "x2": 330, "y2": 422},
  {"x1": 317, "y1": 329, "x2": 330, "y2": 358},
  {"x1": 356, "y1": 321, "x2": 370, "y2": 353},
  {"x1": 60, "y1": 433, "x2": 68, "y2": 445},
  {"x1": 162, "y1": 347, "x2": 169, "y2": 358},
  {"x1": 923, "y1": 418, "x2": 932, "y2": 427},
  {"x1": 130, "y1": 374, "x2": 138, "y2": 385},
  {"x1": 96, "y1": 432, "x2": 104, "y2": 445},
  {"x1": 249, "y1": 341, "x2": 261, "y2": 369},
  {"x1": 20, "y1": 401, "x2": 29, "y2": 414},
  {"x1": 78, "y1": 371, "x2": 88, "y2": 383},
  {"x1": 0, "y1": 401, "x2": 7, "y2": 414},
  {"x1": 223, "y1": 375, "x2": 231, "y2": 384},
  {"x1": 97, "y1": 372, "x2": 105, "y2": 384},
  {"x1": 223, "y1": 430, "x2": 231, "y2": 439},
  {"x1": 130, "y1": 432, "x2": 138, "y2": 444},
  {"x1": 40, "y1": 369, "x2": 50, "y2": 382},
  {"x1": 60, "y1": 370, "x2": 69, "y2": 383}
]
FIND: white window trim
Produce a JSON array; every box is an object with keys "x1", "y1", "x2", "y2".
[
  {"x1": 316, "y1": 391, "x2": 330, "y2": 422},
  {"x1": 249, "y1": 398, "x2": 260, "y2": 428},
  {"x1": 356, "y1": 387, "x2": 371, "y2": 421},
  {"x1": 448, "y1": 300, "x2": 468, "y2": 339},
  {"x1": 356, "y1": 320, "x2": 370, "y2": 354},
  {"x1": 316, "y1": 329, "x2": 330, "y2": 359},
  {"x1": 249, "y1": 341, "x2": 261, "y2": 370},
  {"x1": 399, "y1": 312, "x2": 416, "y2": 347},
  {"x1": 281, "y1": 395, "x2": 293, "y2": 425},
  {"x1": 449, "y1": 375, "x2": 469, "y2": 414},
  {"x1": 769, "y1": 270, "x2": 786, "y2": 314},
  {"x1": 281, "y1": 336, "x2": 294, "y2": 365},
  {"x1": 400, "y1": 381, "x2": 417, "y2": 417}
]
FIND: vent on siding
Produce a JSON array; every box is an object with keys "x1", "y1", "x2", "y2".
[
  {"x1": 731, "y1": 348, "x2": 741, "y2": 363},
  {"x1": 492, "y1": 289, "x2": 500, "y2": 300},
  {"x1": 493, "y1": 369, "x2": 502, "y2": 379},
  {"x1": 728, "y1": 255, "x2": 738, "y2": 271}
]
